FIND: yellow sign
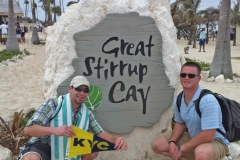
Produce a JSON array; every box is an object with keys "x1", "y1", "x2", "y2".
[{"x1": 66, "y1": 126, "x2": 115, "y2": 158}]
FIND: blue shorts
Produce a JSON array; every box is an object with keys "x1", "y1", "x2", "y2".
[
  {"x1": 199, "y1": 39, "x2": 206, "y2": 45},
  {"x1": 18, "y1": 141, "x2": 51, "y2": 160}
]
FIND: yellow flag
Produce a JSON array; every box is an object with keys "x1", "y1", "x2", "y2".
[{"x1": 66, "y1": 126, "x2": 115, "y2": 158}]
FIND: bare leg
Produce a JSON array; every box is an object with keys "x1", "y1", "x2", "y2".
[
  {"x1": 151, "y1": 135, "x2": 169, "y2": 154},
  {"x1": 151, "y1": 135, "x2": 195, "y2": 160},
  {"x1": 21, "y1": 153, "x2": 41, "y2": 160},
  {"x1": 3, "y1": 38, "x2": 6, "y2": 45},
  {"x1": 82, "y1": 152, "x2": 99, "y2": 160},
  {"x1": 22, "y1": 37, "x2": 25, "y2": 43},
  {"x1": 195, "y1": 143, "x2": 214, "y2": 160}
]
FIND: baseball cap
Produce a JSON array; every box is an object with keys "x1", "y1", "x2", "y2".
[{"x1": 70, "y1": 76, "x2": 90, "y2": 88}]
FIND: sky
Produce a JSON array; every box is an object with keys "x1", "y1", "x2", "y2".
[
  {"x1": 170, "y1": 0, "x2": 221, "y2": 10},
  {"x1": 17, "y1": 0, "x2": 230, "y2": 22}
]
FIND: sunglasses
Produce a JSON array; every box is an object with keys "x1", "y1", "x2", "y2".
[
  {"x1": 74, "y1": 87, "x2": 90, "y2": 93},
  {"x1": 180, "y1": 73, "x2": 199, "y2": 79}
]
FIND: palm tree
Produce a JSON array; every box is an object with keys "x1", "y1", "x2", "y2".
[
  {"x1": 39, "y1": 0, "x2": 54, "y2": 25},
  {"x1": 59, "y1": 0, "x2": 62, "y2": 13},
  {"x1": 6, "y1": 0, "x2": 20, "y2": 52},
  {"x1": 24, "y1": 0, "x2": 29, "y2": 18},
  {"x1": 198, "y1": 7, "x2": 219, "y2": 44},
  {"x1": 47, "y1": 0, "x2": 52, "y2": 25},
  {"x1": 51, "y1": 6, "x2": 61, "y2": 22},
  {"x1": 66, "y1": 1, "x2": 78, "y2": 7},
  {"x1": 62, "y1": 0, "x2": 64, "y2": 13},
  {"x1": 210, "y1": 0, "x2": 233, "y2": 78},
  {"x1": 231, "y1": 1, "x2": 240, "y2": 46},
  {"x1": 39, "y1": 0, "x2": 48, "y2": 22},
  {"x1": 171, "y1": 0, "x2": 202, "y2": 48},
  {"x1": 31, "y1": 0, "x2": 40, "y2": 44}
]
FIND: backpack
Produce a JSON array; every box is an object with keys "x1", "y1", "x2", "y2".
[{"x1": 176, "y1": 89, "x2": 240, "y2": 142}]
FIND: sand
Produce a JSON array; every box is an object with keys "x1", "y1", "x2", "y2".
[{"x1": 0, "y1": 34, "x2": 239, "y2": 122}]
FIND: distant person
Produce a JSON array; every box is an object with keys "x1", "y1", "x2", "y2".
[
  {"x1": 16, "y1": 23, "x2": 21, "y2": 43},
  {"x1": 21, "y1": 25, "x2": 26, "y2": 44},
  {"x1": 42, "y1": 25, "x2": 48, "y2": 41},
  {"x1": 208, "y1": 30, "x2": 212, "y2": 42},
  {"x1": 212, "y1": 30, "x2": 215, "y2": 41},
  {"x1": 0, "y1": 21, "x2": 8, "y2": 45},
  {"x1": 196, "y1": 28, "x2": 201, "y2": 40},
  {"x1": 198, "y1": 28, "x2": 206, "y2": 52},
  {"x1": 184, "y1": 46, "x2": 189, "y2": 54}
]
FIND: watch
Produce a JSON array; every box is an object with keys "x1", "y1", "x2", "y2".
[{"x1": 178, "y1": 145, "x2": 182, "y2": 153}]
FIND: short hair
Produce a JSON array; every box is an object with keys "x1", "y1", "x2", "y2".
[{"x1": 181, "y1": 62, "x2": 201, "y2": 75}]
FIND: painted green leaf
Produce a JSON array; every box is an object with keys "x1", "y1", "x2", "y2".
[{"x1": 84, "y1": 86, "x2": 102, "y2": 110}]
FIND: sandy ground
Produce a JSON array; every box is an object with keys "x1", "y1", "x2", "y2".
[
  {"x1": 0, "y1": 34, "x2": 239, "y2": 123},
  {"x1": 0, "y1": 32, "x2": 46, "y2": 122}
]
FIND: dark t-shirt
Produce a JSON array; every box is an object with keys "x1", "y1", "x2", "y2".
[{"x1": 16, "y1": 25, "x2": 21, "y2": 34}]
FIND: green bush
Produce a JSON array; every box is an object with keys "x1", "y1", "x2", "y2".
[
  {"x1": 0, "y1": 49, "x2": 22, "y2": 62},
  {"x1": 185, "y1": 57, "x2": 210, "y2": 71}
]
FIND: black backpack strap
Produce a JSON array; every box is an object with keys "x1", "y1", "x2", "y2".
[
  {"x1": 176, "y1": 91, "x2": 184, "y2": 112},
  {"x1": 194, "y1": 89, "x2": 225, "y2": 137},
  {"x1": 194, "y1": 89, "x2": 212, "y2": 117}
]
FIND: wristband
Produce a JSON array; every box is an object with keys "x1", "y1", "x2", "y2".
[{"x1": 168, "y1": 140, "x2": 177, "y2": 145}]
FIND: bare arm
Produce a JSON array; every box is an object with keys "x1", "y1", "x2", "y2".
[
  {"x1": 97, "y1": 131, "x2": 128, "y2": 151},
  {"x1": 24, "y1": 125, "x2": 75, "y2": 138},
  {"x1": 180, "y1": 129, "x2": 216, "y2": 152},
  {"x1": 170, "y1": 122, "x2": 186, "y2": 142}
]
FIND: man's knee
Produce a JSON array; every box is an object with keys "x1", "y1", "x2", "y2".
[
  {"x1": 82, "y1": 152, "x2": 99, "y2": 160},
  {"x1": 20, "y1": 153, "x2": 41, "y2": 160},
  {"x1": 194, "y1": 144, "x2": 214, "y2": 159},
  {"x1": 151, "y1": 135, "x2": 168, "y2": 153}
]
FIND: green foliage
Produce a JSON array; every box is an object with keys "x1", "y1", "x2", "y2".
[
  {"x1": 0, "y1": 49, "x2": 22, "y2": 62},
  {"x1": 40, "y1": 41, "x2": 46, "y2": 45},
  {"x1": 232, "y1": 57, "x2": 240, "y2": 60},
  {"x1": 233, "y1": 73, "x2": 240, "y2": 78},
  {"x1": 84, "y1": 86, "x2": 102, "y2": 111},
  {"x1": 185, "y1": 57, "x2": 210, "y2": 71},
  {"x1": 0, "y1": 108, "x2": 36, "y2": 154}
]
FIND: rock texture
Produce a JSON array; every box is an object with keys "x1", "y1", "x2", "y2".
[{"x1": 0, "y1": 145, "x2": 12, "y2": 160}]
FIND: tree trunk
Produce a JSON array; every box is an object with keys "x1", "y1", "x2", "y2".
[
  {"x1": 62, "y1": 0, "x2": 64, "y2": 13},
  {"x1": 31, "y1": 0, "x2": 40, "y2": 45},
  {"x1": 210, "y1": 0, "x2": 232, "y2": 78},
  {"x1": 192, "y1": 26, "x2": 196, "y2": 48},
  {"x1": 206, "y1": 23, "x2": 209, "y2": 44},
  {"x1": 6, "y1": 0, "x2": 20, "y2": 52},
  {"x1": 48, "y1": 0, "x2": 52, "y2": 25},
  {"x1": 59, "y1": 0, "x2": 62, "y2": 14},
  {"x1": 187, "y1": 31, "x2": 192, "y2": 45},
  {"x1": 233, "y1": 27, "x2": 236, "y2": 46}
]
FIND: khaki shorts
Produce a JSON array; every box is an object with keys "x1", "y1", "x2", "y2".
[
  {"x1": 2, "y1": 34, "x2": 7, "y2": 38},
  {"x1": 163, "y1": 131, "x2": 229, "y2": 160}
]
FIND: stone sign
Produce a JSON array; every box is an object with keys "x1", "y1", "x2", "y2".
[{"x1": 57, "y1": 12, "x2": 174, "y2": 134}]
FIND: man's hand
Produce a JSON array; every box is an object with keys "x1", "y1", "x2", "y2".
[
  {"x1": 53, "y1": 125, "x2": 75, "y2": 138},
  {"x1": 169, "y1": 142, "x2": 182, "y2": 160},
  {"x1": 174, "y1": 146, "x2": 183, "y2": 160},
  {"x1": 114, "y1": 137, "x2": 128, "y2": 151}
]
